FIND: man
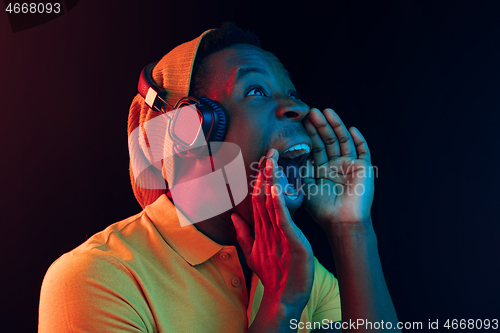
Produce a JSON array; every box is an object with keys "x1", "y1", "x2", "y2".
[{"x1": 39, "y1": 23, "x2": 399, "y2": 332}]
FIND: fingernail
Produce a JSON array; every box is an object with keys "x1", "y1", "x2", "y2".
[
  {"x1": 266, "y1": 157, "x2": 273, "y2": 168},
  {"x1": 266, "y1": 149, "x2": 276, "y2": 159},
  {"x1": 258, "y1": 156, "x2": 266, "y2": 169}
]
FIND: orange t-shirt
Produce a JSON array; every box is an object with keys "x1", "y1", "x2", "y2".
[{"x1": 39, "y1": 195, "x2": 341, "y2": 332}]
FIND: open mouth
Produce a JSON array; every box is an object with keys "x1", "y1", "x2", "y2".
[{"x1": 277, "y1": 143, "x2": 311, "y2": 200}]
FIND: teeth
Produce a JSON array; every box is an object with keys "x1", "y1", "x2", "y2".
[{"x1": 283, "y1": 143, "x2": 311, "y2": 155}]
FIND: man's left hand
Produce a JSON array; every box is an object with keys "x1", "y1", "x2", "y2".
[{"x1": 302, "y1": 108, "x2": 374, "y2": 227}]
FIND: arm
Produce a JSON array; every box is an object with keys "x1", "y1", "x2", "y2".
[
  {"x1": 232, "y1": 153, "x2": 315, "y2": 332},
  {"x1": 303, "y1": 108, "x2": 400, "y2": 332},
  {"x1": 324, "y1": 220, "x2": 398, "y2": 332}
]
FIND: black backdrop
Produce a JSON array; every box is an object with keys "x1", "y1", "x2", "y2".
[{"x1": 1, "y1": 0, "x2": 499, "y2": 331}]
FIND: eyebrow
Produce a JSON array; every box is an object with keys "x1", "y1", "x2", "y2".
[
  {"x1": 235, "y1": 67, "x2": 292, "y2": 82},
  {"x1": 235, "y1": 67, "x2": 269, "y2": 82}
]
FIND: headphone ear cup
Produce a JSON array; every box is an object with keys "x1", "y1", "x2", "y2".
[{"x1": 196, "y1": 97, "x2": 227, "y2": 142}]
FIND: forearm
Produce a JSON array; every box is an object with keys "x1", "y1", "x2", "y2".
[
  {"x1": 247, "y1": 292, "x2": 308, "y2": 333},
  {"x1": 324, "y1": 219, "x2": 400, "y2": 333}
]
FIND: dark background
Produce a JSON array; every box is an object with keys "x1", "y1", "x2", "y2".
[{"x1": 1, "y1": 0, "x2": 499, "y2": 331}]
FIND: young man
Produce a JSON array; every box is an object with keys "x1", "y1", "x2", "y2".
[{"x1": 39, "y1": 23, "x2": 399, "y2": 332}]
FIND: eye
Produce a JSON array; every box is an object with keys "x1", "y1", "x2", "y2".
[
  {"x1": 289, "y1": 90, "x2": 301, "y2": 100},
  {"x1": 246, "y1": 86, "x2": 267, "y2": 97}
]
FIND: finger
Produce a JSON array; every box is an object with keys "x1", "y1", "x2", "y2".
[
  {"x1": 264, "y1": 149, "x2": 280, "y2": 226},
  {"x1": 263, "y1": 150, "x2": 274, "y2": 197},
  {"x1": 301, "y1": 177, "x2": 316, "y2": 197},
  {"x1": 271, "y1": 185, "x2": 294, "y2": 235},
  {"x1": 323, "y1": 109, "x2": 356, "y2": 158},
  {"x1": 231, "y1": 213, "x2": 254, "y2": 257},
  {"x1": 253, "y1": 166, "x2": 274, "y2": 233},
  {"x1": 307, "y1": 108, "x2": 342, "y2": 161},
  {"x1": 303, "y1": 111, "x2": 329, "y2": 166},
  {"x1": 300, "y1": 158, "x2": 315, "y2": 196},
  {"x1": 251, "y1": 169, "x2": 264, "y2": 236},
  {"x1": 349, "y1": 126, "x2": 371, "y2": 163},
  {"x1": 315, "y1": 166, "x2": 343, "y2": 182},
  {"x1": 264, "y1": 149, "x2": 280, "y2": 186},
  {"x1": 300, "y1": 156, "x2": 315, "y2": 179}
]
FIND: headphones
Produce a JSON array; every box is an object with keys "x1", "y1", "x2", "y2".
[{"x1": 137, "y1": 62, "x2": 227, "y2": 149}]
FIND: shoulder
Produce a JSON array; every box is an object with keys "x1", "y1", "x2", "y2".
[
  {"x1": 39, "y1": 212, "x2": 154, "y2": 332},
  {"x1": 41, "y1": 210, "x2": 149, "y2": 290},
  {"x1": 42, "y1": 244, "x2": 133, "y2": 290}
]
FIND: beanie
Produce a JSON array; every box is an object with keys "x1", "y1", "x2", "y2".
[{"x1": 127, "y1": 29, "x2": 212, "y2": 209}]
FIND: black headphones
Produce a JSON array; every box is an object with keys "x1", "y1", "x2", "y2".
[{"x1": 138, "y1": 62, "x2": 227, "y2": 148}]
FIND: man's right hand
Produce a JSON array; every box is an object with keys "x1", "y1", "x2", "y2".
[{"x1": 231, "y1": 148, "x2": 315, "y2": 332}]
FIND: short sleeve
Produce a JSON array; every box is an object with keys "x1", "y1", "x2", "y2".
[
  {"x1": 38, "y1": 249, "x2": 152, "y2": 333},
  {"x1": 292, "y1": 258, "x2": 341, "y2": 332},
  {"x1": 311, "y1": 257, "x2": 341, "y2": 323}
]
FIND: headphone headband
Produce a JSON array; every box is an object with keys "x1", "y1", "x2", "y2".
[
  {"x1": 138, "y1": 62, "x2": 173, "y2": 113},
  {"x1": 137, "y1": 63, "x2": 227, "y2": 147}
]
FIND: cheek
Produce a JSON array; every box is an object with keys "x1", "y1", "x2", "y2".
[
  {"x1": 224, "y1": 118, "x2": 269, "y2": 184},
  {"x1": 222, "y1": 101, "x2": 276, "y2": 175},
  {"x1": 225, "y1": 115, "x2": 268, "y2": 153},
  {"x1": 226, "y1": 110, "x2": 266, "y2": 145}
]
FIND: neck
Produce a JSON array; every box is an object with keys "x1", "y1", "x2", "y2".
[{"x1": 193, "y1": 210, "x2": 238, "y2": 246}]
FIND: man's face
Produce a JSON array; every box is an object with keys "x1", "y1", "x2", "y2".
[{"x1": 201, "y1": 44, "x2": 312, "y2": 220}]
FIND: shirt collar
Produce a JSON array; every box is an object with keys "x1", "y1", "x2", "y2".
[{"x1": 145, "y1": 194, "x2": 224, "y2": 266}]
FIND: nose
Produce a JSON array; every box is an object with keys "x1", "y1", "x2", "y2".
[{"x1": 275, "y1": 95, "x2": 310, "y2": 122}]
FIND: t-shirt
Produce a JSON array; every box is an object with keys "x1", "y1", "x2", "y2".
[{"x1": 39, "y1": 195, "x2": 341, "y2": 332}]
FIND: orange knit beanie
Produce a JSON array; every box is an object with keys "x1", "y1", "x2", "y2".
[{"x1": 127, "y1": 30, "x2": 212, "y2": 209}]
